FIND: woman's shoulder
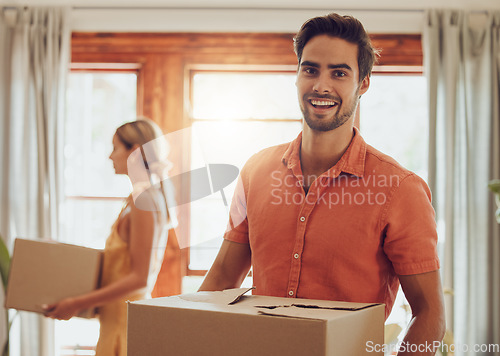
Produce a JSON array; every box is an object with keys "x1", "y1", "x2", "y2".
[{"x1": 117, "y1": 195, "x2": 156, "y2": 227}]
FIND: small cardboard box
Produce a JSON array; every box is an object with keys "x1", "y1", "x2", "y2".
[
  {"x1": 128, "y1": 287, "x2": 384, "y2": 355},
  {"x1": 5, "y1": 238, "x2": 102, "y2": 318}
]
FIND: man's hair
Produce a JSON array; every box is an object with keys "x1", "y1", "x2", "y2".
[{"x1": 293, "y1": 13, "x2": 379, "y2": 82}]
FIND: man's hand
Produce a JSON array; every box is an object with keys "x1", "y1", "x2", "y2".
[
  {"x1": 199, "y1": 239, "x2": 251, "y2": 291},
  {"x1": 398, "y1": 270, "x2": 446, "y2": 355}
]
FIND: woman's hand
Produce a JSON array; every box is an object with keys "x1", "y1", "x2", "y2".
[{"x1": 43, "y1": 297, "x2": 83, "y2": 320}]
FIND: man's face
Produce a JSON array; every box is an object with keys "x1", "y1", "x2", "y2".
[{"x1": 296, "y1": 35, "x2": 369, "y2": 132}]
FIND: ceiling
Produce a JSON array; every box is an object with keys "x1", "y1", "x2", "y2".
[
  {"x1": 1, "y1": 0, "x2": 500, "y2": 10},
  {"x1": 2, "y1": 0, "x2": 498, "y2": 33}
]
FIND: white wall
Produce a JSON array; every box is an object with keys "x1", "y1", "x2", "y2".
[
  {"x1": 2, "y1": 0, "x2": 500, "y2": 33},
  {"x1": 70, "y1": 8, "x2": 423, "y2": 33}
]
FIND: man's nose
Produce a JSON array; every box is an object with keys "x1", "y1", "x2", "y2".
[{"x1": 312, "y1": 74, "x2": 332, "y2": 93}]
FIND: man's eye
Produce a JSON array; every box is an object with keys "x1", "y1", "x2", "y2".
[
  {"x1": 304, "y1": 67, "x2": 317, "y2": 75},
  {"x1": 333, "y1": 71, "x2": 346, "y2": 77}
]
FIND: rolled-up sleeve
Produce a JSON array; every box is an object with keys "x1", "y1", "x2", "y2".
[
  {"x1": 224, "y1": 169, "x2": 250, "y2": 244},
  {"x1": 382, "y1": 173, "x2": 440, "y2": 275}
]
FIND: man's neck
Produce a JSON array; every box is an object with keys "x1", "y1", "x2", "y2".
[{"x1": 300, "y1": 123, "x2": 355, "y2": 187}]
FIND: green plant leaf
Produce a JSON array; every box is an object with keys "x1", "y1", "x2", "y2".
[
  {"x1": 0, "y1": 235, "x2": 10, "y2": 292},
  {"x1": 488, "y1": 179, "x2": 500, "y2": 194}
]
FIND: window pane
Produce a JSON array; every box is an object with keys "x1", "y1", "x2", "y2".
[
  {"x1": 189, "y1": 120, "x2": 302, "y2": 270},
  {"x1": 360, "y1": 75, "x2": 428, "y2": 180},
  {"x1": 59, "y1": 198, "x2": 124, "y2": 248},
  {"x1": 191, "y1": 120, "x2": 302, "y2": 170},
  {"x1": 192, "y1": 72, "x2": 301, "y2": 120},
  {"x1": 64, "y1": 72, "x2": 137, "y2": 197}
]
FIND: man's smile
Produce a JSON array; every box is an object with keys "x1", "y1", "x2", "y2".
[
  {"x1": 308, "y1": 98, "x2": 338, "y2": 109},
  {"x1": 305, "y1": 95, "x2": 341, "y2": 115}
]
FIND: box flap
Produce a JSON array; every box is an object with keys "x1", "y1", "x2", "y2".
[
  {"x1": 255, "y1": 303, "x2": 381, "y2": 320},
  {"x1": 178, "y1": 287, "x2": 254, "y2": 305},
  {"x1": 239, "y1": 295, "x2": 379, "y2": 310}
]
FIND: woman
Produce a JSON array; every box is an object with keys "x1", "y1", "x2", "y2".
[{"x1": 45, "y1": 118, "x2": 174, "y2": 356}]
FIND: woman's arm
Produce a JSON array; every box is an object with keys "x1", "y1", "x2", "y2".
[{"x1": 44, "y1": 201, "x2": 156, "y2": 320}]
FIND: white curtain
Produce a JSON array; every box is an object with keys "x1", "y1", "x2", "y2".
[
  {"x1": 424, "y1": 9, "x2": 500, "y2": 355},
  {"x1": 0, "y1": 7, "x2": 70, "y2": 356}
]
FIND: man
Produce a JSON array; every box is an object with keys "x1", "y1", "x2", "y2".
[{"x1": 200, "y1": 13, "x2": 445, "y2": 354}]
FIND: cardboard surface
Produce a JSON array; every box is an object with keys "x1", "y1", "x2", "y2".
[
  {"x1": 128, "y1": 288, "x2": 384, "y2": 355},
  {"x1": 5, "y1": 238, "x2": 102, "y2": 318}
]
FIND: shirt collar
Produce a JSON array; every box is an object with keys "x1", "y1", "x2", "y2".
[{"x1": 281, "y1": 127, "x2": 367, "y2": 178}]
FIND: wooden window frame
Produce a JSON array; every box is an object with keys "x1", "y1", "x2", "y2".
[{"x1": 71, "y1": 32, "x2": 423, "y2": 293}]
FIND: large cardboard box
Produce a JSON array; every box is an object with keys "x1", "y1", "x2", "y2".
[
  {"x1": 128, "y1": 287, "x2": 384, "y2": 355},
  {"x1": 5, "y1": 238, "x2": 102, "y2": 318}
]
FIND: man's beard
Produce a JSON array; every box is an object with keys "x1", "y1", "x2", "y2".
[{"x1": 301, "y1": 90, "x2": 360, "y2": 132}]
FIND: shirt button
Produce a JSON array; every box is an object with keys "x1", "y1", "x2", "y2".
[
  {"x1": 294, "y1": 253, "x2": 299, "y2": 259},
  {"x1": 288, "y1": 290, "x2": 294, "y2": 296},
  {"x1": 299, "y1": 216, "x2": 306, "y2": 222}
]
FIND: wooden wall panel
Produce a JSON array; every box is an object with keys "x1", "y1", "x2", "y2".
[
  {"x1": 71, "y1": 33, "x2": 422, "y2": 66},
  {"x1": 72, "y1": 33, "x2": 296, "y2": 55},
  {"x1": 371, "y1": 34, "x2": 422, "y2": 66}
]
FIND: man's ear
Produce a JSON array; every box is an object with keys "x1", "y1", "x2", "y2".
[{"x1": 358, "y1": 75, "x2": 370, "y2": 96}]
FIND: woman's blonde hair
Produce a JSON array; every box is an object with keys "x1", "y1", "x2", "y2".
[
  {"x1": 115, "y1": 117, "x2": 172, "y2": 220},
  {"x1": 115, "y1": 117, "x2": 168, "y2": 166}
]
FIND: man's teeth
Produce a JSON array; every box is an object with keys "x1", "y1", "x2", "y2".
[{"x1": 311, "y1": 99, "x2": 337, "y2": 106}]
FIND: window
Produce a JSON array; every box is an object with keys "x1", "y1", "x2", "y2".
[
  {"x1": 187, "y1": 69, "x2": 302, "y2": 276},
  {"x1": 61, "y1": 71, "x2": 137, "y2": 247},
  {"x1": 360, "y1": 73, "x2": 428, "y2": 180},
  {"x1": 55, "y1": 70, "x2": 138, "y2": 356}
]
